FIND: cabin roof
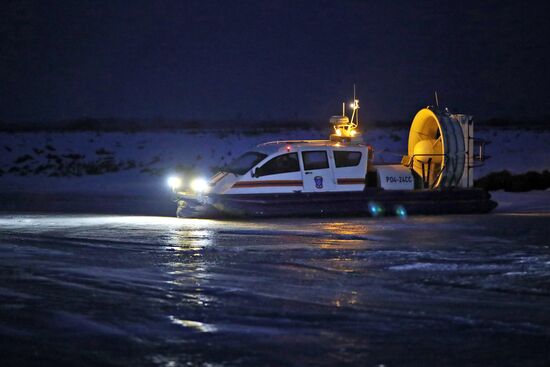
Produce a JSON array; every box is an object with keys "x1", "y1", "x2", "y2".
[{"x1": 256, "y1": 139, "x2": 367, "y2": 154}]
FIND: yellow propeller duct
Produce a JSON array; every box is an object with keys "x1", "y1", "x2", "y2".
[{"x1": 407, "y1": 108, "x2": 466, "y2": 188}]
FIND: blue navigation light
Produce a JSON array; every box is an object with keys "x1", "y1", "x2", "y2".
[
  {"x1": 368, "y1": 202, "x2": 383, "y2": 217},
  {"x1": 395, "y1": 205, "x2": 407, "y2": 218}
]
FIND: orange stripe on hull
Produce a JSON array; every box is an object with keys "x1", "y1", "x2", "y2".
[
  {"x1": 232, "y1": 180, "x2": 303, "y2": 188},
  {"x1": 337, "y1": 178, "x2": 365, "y2": 185}
]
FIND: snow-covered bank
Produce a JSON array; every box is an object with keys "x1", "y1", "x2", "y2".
[
  {"x1": 0, "y1": 129, "x2": 322, "y2": 194},
  {"x1": 0, "y1": 127, "x2": 548, "y2": 216},
  {"x1": 1, "y1": 127, "x2": 549, "y2": 192}
]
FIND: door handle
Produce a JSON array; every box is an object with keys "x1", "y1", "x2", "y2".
[{"x1": 305, "y1": 172, "x2": 312, "y2": 175}]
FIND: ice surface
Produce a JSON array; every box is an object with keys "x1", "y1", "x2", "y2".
[
  {"x1": 491, "y1": 190, "x2": 550, "y2": 213},
  {"x1": 0, "y1": 213, "x2": 549, "y2": 365}
]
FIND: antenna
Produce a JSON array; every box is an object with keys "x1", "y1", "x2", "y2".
[
  {"x1": 329, "y1": 85, "x2": 362, "y2": 141},
  {"x1": 434, "y1": 91, "x2": 439, "y2": 108}
]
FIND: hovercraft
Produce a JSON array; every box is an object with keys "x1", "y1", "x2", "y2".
[{"x1": 168, "y1": 96, "x2": 497, "y2": 218}]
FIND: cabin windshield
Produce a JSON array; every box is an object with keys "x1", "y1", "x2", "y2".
[{"x1": 225, "y1": 151, "x2": 268, "y2": 175}]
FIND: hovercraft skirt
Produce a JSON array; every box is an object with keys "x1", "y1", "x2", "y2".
[{"x1": 178, "y1": 188, "x2": 497, "y2": 218}]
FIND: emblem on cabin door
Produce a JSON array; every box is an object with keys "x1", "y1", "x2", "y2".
[{"x1": 314, "y1": 176, "x2": 323, "y2": 189}]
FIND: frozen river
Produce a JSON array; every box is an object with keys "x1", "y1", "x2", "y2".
[{"x1": 1, "y1": 213, "x2": 549, "y2": 366}]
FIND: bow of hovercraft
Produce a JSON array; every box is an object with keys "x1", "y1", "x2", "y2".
[{"x1": 167, "y1": 172, "x2": 239, "y2": 218}]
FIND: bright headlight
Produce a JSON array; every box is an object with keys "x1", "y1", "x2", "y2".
[
  {"x1": 167, "y1": 176, "x2": 182, "y2": 189},
  {"x1": 190, "y1": 178, "x2": 209, "y2": 193}
]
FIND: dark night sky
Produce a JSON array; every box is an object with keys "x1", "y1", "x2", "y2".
[{"x1": 1, "y1": 0, "x2": 549, "y2": 123}]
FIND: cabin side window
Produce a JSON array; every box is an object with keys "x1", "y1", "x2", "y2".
[
  {"x1": 334, "y1": 151, "x2": 362, "y2": 168},
  {"x1": 256, "y1": 153, "x2": 300, "y2": 177},
  {"x1": 302, "y1": 151, "x2": 329, "y2": 170}
]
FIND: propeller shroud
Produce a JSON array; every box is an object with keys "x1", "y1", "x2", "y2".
[{"x1": 408, "y1": 108, "x2": 466, "y2": 188}]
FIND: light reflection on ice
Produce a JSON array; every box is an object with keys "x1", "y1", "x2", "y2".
[
  {"x1": 168, "y1": 315, "x2": 217, "y2": 333},
  {"x1": 0, "y1": 214, "x2": 217, "y2": 230},
  {"x1": 164, "y1": 229, "x2": 214, "y2": 251}
]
